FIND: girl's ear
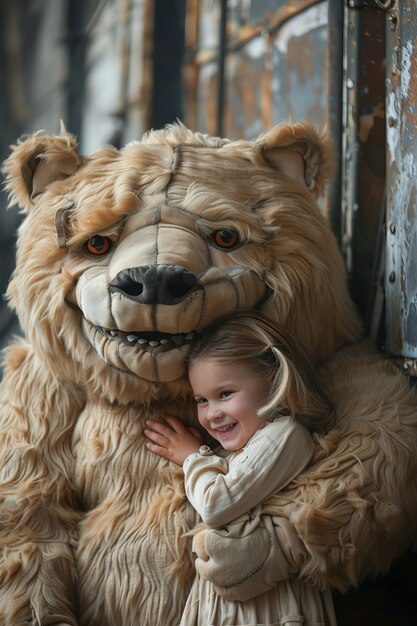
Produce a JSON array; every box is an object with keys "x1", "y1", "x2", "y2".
[
  {"x1": 2, "y1": 123, "x2": 81, "y2": 211},
  {"x1": 257, "y1": 121, "x2": 332, "y2": 197}
]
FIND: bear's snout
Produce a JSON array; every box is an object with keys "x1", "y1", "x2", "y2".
[{"x1": 109, "y1": 264, "x2": 202, "y2": 305}]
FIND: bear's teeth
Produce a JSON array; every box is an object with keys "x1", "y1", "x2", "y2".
[{"x1": 101, "y1": 327, "x2": 190, "y2": 346}]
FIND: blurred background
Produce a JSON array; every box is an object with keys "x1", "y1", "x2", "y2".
[
  {"x1": 0, "y1": 1, "x2": 416, "y2": 623},
  {"x1": 0, "y1": 0, "x2": 370, "y2": 349}
]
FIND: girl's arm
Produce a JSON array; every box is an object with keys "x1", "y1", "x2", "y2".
[{"x1": 183, "y1": 418, "x2": 314, "y2": 527}]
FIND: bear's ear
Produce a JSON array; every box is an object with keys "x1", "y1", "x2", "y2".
[
  {"x1": 257, "y1": 121, "x2": 331, "y2": 196},
  {"x1": 2, "y1": 124, "x2": 81, "y2": 210}
]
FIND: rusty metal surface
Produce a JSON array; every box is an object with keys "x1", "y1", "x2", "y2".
[
  {"x1": 386, "y1": 0, "x2": 417, "y2": 359},
  {"x1": 222, "y1": 35, "x2": 269, "y2": 138},
  {"x1": 184, "y1": 0, "x2": 328, "y2": 138},
  {"x1": 270, "y1": 1, "x2": 328, "y2": 128},
  {"x1": 225, "y1": 0, "x2": 329, "y2": 138}
]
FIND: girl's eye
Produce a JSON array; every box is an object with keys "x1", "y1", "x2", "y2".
[
  {"x1": 196, "y1": 397, "x2": 207, "y2": 405},
  {"x1": 211, "y1": 229, "x2": 240, "y2": 249},
  {"x1": 85, "y1": 235, "x2": 112, "y2": 256},
  {"x1": 220, "y1": 390, "x2": 232, "y2": 398}
]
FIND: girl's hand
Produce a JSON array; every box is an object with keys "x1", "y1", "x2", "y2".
[{"x1": 145, "y1": 415, "x2": 203, "y2": 466}]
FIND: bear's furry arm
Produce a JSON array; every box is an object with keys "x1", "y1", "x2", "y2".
[
  {"x1": 192, "y1": 512, "x2": 307, "y2": 601},
  {"x1": 0, "y1": 343, "x2": 83, "y2": 625},
  {"x1": 193, "y1": 342, "x2": 417, "y2": 599}
]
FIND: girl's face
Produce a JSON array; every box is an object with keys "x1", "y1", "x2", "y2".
[{"x1": 189, "y1": 358, "x2": 269, "y2": 451}]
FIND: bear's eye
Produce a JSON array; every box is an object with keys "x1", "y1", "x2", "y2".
[
  {"x1": 85, "y1": 235, "x2": 112, "y2": 256},
  {"x1": 210, "y1": 229, "x2": 240, "y2": 250}
]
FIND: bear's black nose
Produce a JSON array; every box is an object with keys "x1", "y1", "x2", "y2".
[{"x1": 109, "y1": 264, "x2": 202, "y2": 305}]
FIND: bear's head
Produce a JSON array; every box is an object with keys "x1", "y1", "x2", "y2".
[{"x1": 2, "y1": 122, "x2": 361, "y2": 404}]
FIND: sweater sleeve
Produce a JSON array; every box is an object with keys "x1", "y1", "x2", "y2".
[{"x1": 182, "y1": 417, "x2": 314, "y2": 527}]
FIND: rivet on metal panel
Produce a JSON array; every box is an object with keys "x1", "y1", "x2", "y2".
[
  {"x1": 388, "y1": 116, "x2": 397, "y2": 127},
  {"x1": 346, "y1": 78, "x2": 354, "y2": 89},
  {"x1": 389, "y1": 271, "x2": 396, "y2": 283},
  {"x1": 390, "y1": 223, "x2": 396, "y2": 234}
]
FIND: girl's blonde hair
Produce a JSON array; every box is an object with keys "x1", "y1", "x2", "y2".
[{"x1": 187, "y1": 311, "x2": 333, "y2": 432}]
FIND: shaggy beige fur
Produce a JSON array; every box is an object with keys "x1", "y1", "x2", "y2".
[{"x1": 0, "y1": 121, "x2": 416, "y2": 625}]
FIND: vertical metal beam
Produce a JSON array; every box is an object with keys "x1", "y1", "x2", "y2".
[
  {"x1": 216, "y1": 0, "x2": 228, "y2": 137},
  {"x1": 151, "y1": 0, "x2": 186, "y2": 129},
  {"x1": 341, "y1": 0, "x2": 386, "y2": 327},
  {"x1": 327, "y1": 1, "x2": 344, "y2": 244},
  {"x1": 341, "y1": 3, "x2": 361, "y2": 275},
  {"x1": 66, "y1": 0, "x2": 88, "y2": 142}
]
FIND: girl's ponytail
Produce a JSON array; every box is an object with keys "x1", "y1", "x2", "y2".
[{"x1": 257, "y1": 342, "x2": 333, "y2": 433}]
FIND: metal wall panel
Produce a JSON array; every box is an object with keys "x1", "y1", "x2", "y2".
[{"x1": 386, "y1": 0, "x2": 417, "y2": 368}]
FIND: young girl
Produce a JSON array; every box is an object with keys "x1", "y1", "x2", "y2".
[{"x1": 145, "y1": 311, "x2": 336, "y2": 626}]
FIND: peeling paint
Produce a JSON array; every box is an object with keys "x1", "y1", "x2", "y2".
[
  {"x1": 402, "y1": 150, "x2": 415, "y2": 181},
  {"x1": 401, "y1": 38, "x2": 412, "y2": 98},
  {"x1": 271, "y1": 2, "x2": 327, "y2": 129},
  {"x1": 274, "y1": 2, "x2": 327, "y2": 53},
  {"x1": 386, "y1": 89, "x2": 399, "y2": 164},
  {"x1": 189, "y1": 1, "x2": 329, "y2": 139}
]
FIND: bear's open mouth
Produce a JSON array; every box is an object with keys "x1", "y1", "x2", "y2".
[{"x1": 94, "y1": 325, "x2": 196, "y2": 350}]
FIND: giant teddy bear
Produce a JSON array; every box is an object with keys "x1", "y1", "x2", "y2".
[{"x1": 1, "y1": 121, "x2": 417, "y2": 625}]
